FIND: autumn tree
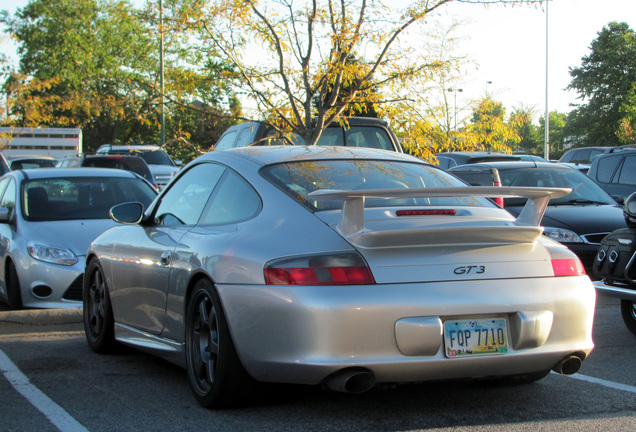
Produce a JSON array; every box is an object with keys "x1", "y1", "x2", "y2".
[
  {"x1": 509, "y1": 105, "x2": 539, "y2": 153},
  {"x1": 617, "y1": 82, "x2": 636, "y2": 144},
  {"x1": 567, "y1": 21, "x2": 636, "y2": 147},
  {"x1": 389, "y1": 19, "x2": 471, "y2": 162},
  {"x1": 1, "y1": 0, "x2": 238, "y2": 154},
  {"x1": 465, "y1": 97, "x2": 519, "y2": 153},
  {"x1": 188, "y1": 0, "x2": 540, "y2": 147}
]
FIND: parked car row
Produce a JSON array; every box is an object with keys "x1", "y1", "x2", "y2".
[{"x1": 1, "y1": 144, "x2": 182, "y2": 190}]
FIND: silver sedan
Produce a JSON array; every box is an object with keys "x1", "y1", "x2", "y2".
[
  {"x1": 83, "y1": 146, "x2": 596, "y2": 408},
  {"x1": 0, "y1": 168, "x2": 157, "y2": 309}
]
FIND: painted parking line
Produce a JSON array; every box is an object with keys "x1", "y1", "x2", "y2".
[
  {"x1": 553, "y1": 371, "x2": 636, "y2": 394},
  {"x1": 0, "y1": 348, "x2": 89, "y2": 432}
]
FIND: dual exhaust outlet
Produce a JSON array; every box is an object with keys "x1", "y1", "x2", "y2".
[{"x1": 323, "y1": 354, "x2": 582, "y2": 394}]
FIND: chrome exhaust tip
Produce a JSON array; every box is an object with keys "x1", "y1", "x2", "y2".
[
  {"x1": 552, "y1": 354, "x2": 582, "y2": 375},
  {"x1": 324, "y1": 368, "x2": 375, "y2": 393}
]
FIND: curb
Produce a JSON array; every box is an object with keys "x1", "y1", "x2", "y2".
[{"x1": 0, "y1": 308, "x2": 83, "y2": 325}]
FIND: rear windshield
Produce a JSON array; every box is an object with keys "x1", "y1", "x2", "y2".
[
  {"x1": 498, "y1": 167, "x2": 613, "y2": 206},
  {"x1": 22, "y1": 177, "x2": 157, "y2": 221},
  {"x1": 139, "y1": 150, "x2": 174, "y2": 166},
  {"x1": 267, "y1": 126, "x2": 396, "y2": 151},
  {"x1": 261, "y1": 159, "x2": 491, "y2": 211},
  {"x1": 82, "y1": 158, "x2": 152, "y2": 181}
]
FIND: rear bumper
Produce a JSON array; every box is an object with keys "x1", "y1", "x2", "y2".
[{"x1": 218, "y1": 276, "x2": 595, "y2": 386}]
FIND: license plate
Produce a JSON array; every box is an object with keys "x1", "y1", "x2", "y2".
[{"x1": 444, "y1": 318, "x2": 509, "y2": 358}]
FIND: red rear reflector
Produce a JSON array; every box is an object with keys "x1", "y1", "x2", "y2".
[
  {"x1": 396, "y1": 209, "x2": 457, "y2": 216},
  {"x1": 552, "y1": 258, "x2": 586, "y2": 277}
]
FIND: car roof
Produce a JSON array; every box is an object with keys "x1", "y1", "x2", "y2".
[
  {"x1": 594, "y1": 147, "x2": 636, "y2": 156},
  {"x1": 98, "y1": 144, "x2": 162, "y2": 151},
  {"x1": 204, "y1": 145, "x2": 425, "y2": 166},
  {"x1": 7, "y1": 155, "x2": 57, "y2": 161},
  {"x1": 8, "y1": 167, "x2": 141, "y2": 180}
]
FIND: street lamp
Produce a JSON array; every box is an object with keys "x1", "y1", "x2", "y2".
[
  {"x1": 486, "y1": 80, "x2": 492, "y2": 95},
  {"x1": 160, "y1": 0, "x2": 165, "y2": 146},
  {"x1": 447, "y1": 88, "x2": 463, "y2": 132}
]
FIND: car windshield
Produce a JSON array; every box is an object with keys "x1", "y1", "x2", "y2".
[
  {"x1": 22, "y1": 176, "x2": 157, "y2": 221},
  {"x1": 498, "y1": 166, "x2": 615, "y2": 206},
  {"x1": 261, "y1": 159, "x2": 491, "y2": 211},
  {"x1": 139, "y1": 150, "x2": 174, "y2": 166}
]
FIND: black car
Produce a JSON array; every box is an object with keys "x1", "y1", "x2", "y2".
[
  {"x1": 58, "y1": 154, "x2": 157, "y2": 189},
  {"x1": 213, "y1": 117, "x2": 404, "y2": 152},
  {"x1": 434, "y1": 151, "x2": 521, "y2": 170},
  {"x1": 450, "y1": 161, "x2": 627, "y2": 273},
  {"x1": 587, "y1": 148, "x2": 636, "y2": 203},
  {"x1": 557, "y1": 146, "x2": 614, "y2": 173}
]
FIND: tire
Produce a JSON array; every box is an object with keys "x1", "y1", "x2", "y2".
[
  {"x1": 6, "y1": 262, "x2": 23, "y2": 310},
  {"x1": 83, "y1": 259, "x2": 117, "y2": 353},
  {"x1": 185, "y1": 278, "x2": 255, "y2": 408},
  {"x1": 620, "y1": 300, "x2": 636, "y2": 336}
]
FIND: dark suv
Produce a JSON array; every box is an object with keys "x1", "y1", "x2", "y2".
[
  {"x1": 587, "y1": 148, "x2": 636, "y2": 203},
  {"x1": 213, "y1": 117, "x2": 404, "y2": 152}
]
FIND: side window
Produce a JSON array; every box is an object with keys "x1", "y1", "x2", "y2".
[
  {"x1": 199, "y1": 170, "x2": 261, "y2": 225},
  {"x1": 0, "y1": 178, "x2": 11, "y2": 201},
  {"x1": 572, "y1": 149, "x2": 590, "y2": 164},
  {"x1": 154, "y1": 163, "x2": 226, "y2": 226},
  {"x1": 595, "y1": 155, "x2": 621, "y2": 183},
  {"x1": 0, "y1": 179, "x2": 16, "y2": 219},
  {"x1": 617, "y1": 156, "x2": 636, "y2": 186},
  {"x1": 436, "y1": 157, "x2": 451, "y2": 170},
  {"x1": 214, "y1": 131, "x2": 237, "y2": 150},
  {"x1": 588, "y1": 149, "x2": 603, "y2": 163},
  {"x1": 235, "y1": 126, "x2": 255, "y2": 148}
]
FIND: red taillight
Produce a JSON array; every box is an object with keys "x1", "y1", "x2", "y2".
[
  {"x1": 264, "y1": 253, "x2": 375, "y2": 285},
  {"x1": 552, "y1": 258, "x2": 586, "y2": 277},
  {"x1": 493, "y1": 180, "x2": 504, "y2": 207},
  {"x1": 396, "y1": 209, "x2": 456, "y2": 216}
]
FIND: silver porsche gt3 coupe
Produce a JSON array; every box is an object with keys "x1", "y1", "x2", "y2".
[{"x1": 83, "y1": 146, "x2": 596, "y2": 408}]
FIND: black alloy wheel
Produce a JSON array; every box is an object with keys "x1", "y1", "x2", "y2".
[
  {"x1": 620, "y1": 300, "x2": 636, "y2": 336},
  {"x1": 83, "y1": 258, "x2": 116, "y2": 352},
  {"x1": 185, "y1": 278, "x2": 254, "y2": 408}
]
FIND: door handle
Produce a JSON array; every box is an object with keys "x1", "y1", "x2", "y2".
[{"x1": 160, "y1": 251, "x2": 171, "y2": 266}]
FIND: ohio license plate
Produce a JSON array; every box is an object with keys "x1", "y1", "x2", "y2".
[{"x1": 444, "y1": 318, "x2": 509, "y2": 358}]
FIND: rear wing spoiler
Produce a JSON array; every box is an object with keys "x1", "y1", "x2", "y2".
[{"x1": 309, "y1": 186, "x2": 571, "y2": 245}]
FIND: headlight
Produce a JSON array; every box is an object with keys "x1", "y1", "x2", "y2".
[
  {"x1": 543, "y1": 227, "x2": 584, "y2": 243},
  {"x1": 27, "y1": 242, "x2": 78, "y2": 266}
]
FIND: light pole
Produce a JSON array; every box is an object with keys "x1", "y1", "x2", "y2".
[
  {"x1": 447, "y1": 88, "x2": 463, "y2": 132},
  {"x1": 486, "y1": 80, "x2": 492, "y2": 95},
  {"x1": 160, "y1": 0, "x2": 165, "y2": 146},
  {"x1": 544, "y1": 0, "x2": 550, "y2": 160}
]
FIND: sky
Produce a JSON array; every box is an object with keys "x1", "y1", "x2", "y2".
[{"x1": 1, "y1": 0, "x2": 635, "y2": 122}]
